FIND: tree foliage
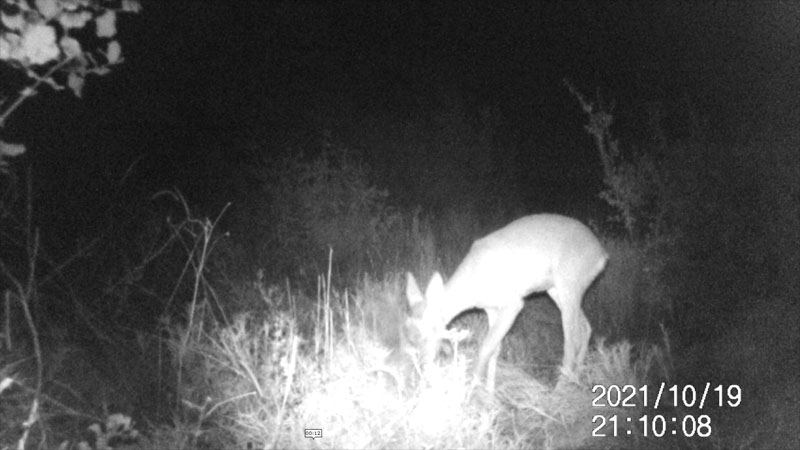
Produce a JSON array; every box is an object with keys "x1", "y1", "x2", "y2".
[{"x1": 0, "y1": 0, "x2": 141, "y2": 168}]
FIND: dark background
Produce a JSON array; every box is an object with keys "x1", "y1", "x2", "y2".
[{"x1": 5, "y1": 1, "x2": 796, "y2": 253}]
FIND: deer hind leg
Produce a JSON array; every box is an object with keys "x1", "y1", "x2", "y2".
[
  {"x1": 477, "y1": 300, "x2": 524, "y2": 392},
  {"x1": 550, "y1": 287, "x2": 592, "y2": 378}
]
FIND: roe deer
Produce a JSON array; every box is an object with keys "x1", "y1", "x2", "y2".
[{"x1": 406, "y1": 214, "x2": 607, "y2": 392}]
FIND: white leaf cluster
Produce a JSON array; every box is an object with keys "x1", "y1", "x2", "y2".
[
  {"x1": 0, "y1": 0, "x2": 141, "y2": 100},
  {"x1": 0, "y1": 21, "x2": 59, "y2": 65},
  {"x1": 0, "y1": 0, "x2": 139, "y2": 69}
]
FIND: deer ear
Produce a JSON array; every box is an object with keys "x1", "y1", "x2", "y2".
[
  {"x1": 405, "y1": 272, "x2": 426, "y2": 316},
  {"x1": 425, "y1": 272, "x2": 445, "y2": 302}
]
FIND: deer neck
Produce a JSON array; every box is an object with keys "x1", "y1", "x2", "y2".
[{"x1": 440, "y1": 274, "x2": 480, "y2": 326}]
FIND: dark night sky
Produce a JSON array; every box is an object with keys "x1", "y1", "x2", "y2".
[
  {"x1": 115, "y1": 1, "x2": 793, "y2": 127},
  {"x1": 6, "y1": 1, "x2": 799, "y2": 244}
]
